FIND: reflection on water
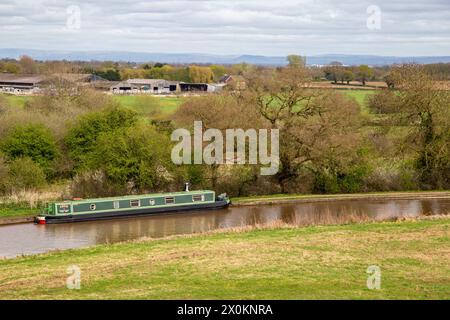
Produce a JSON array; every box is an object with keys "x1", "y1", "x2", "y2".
[{"x1": 0, "y1": 198, "x2": 449, "y2": 258}]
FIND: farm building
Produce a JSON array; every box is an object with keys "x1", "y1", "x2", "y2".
[
  {"x1": 219, "y1": 74, "x2": 246, "y2": 90},
  {"x1": 110, "y1": 79, "x2": 179, "y2": 94},
  {"x1": 126, "y1": 79, "x2": 179, "y2": 94},
  {"x1": 0, "y1": 73, "x2": 46, "y2": 94},
  {"x1": 207, "y1": 83, "x2": 226, "y2": 92},
  {"x1": 179, "y1": 83, "x2": 209, "y2": 92},
  {"x1": 219, "y1": 74, "x2": 233, "y2": 84},
  {"x1": 0, "y1": 73, "x2": 111, "y2": 95},
  {"x1": 110, "y1": 81, "x2": 139, "y2": 94}
]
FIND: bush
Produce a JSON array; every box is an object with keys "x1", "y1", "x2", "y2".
[
  {"x1": 65, "y1": 107, "x2": 138, "y2": 170},
  {"x1": 70, "y1": 170, "x2": 125, "y2": 198},
  {"x1": 362, "y1": 161, "x2": 419, "y2": 191},
  {"x1": 70, "y1": 123, "x2": 175, "y2": 196},
  {"x1": 312, "y1": 165, "x2": 369, "y2": 194},
  {"x1": 24, "y1": 87, "x2": 117, "y2": 117},
  {"x1": 366, "y1": 90, "x2": 400, "y2": 114},
  {"x1": 0, "y1": 157, "x2": 9, "y2": 194},
  {"x1": 1, "y1": 123, "x2": 58, "y2": 171},
  {"x1": 1, "y1": 157, "x2": 46, "y2": 193}
]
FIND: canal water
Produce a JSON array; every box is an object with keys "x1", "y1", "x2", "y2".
[{"x1": 0, "y1": 198, "x2": 449, "y2": 258}]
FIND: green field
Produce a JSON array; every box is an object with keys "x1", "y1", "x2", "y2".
[
  {"x1": 0, "y1": 94, "x2": 30, "y2": 108},
  {"x1": 112, "y1": 95, "x2": 185, "y2": 117},
  {"x1": 0, "y1": 218, "x2": 448, "y2": 299},
  {"x1": 113, "y1": 90, "x2": 375, "y2": 117},
  {"x1": 342, "y1": 89, "x2": 375, "y2": 114},
  {"x1": 2, "y1": 89, "x2": 374, "y2": 115}
]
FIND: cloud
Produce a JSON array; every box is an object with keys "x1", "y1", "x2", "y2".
[{"x1": 0, "y1": 0, "x2": 449, "y2": 56}]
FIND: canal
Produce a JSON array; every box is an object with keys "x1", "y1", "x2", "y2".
[{"x1": 0, "y1": 197, "x2": 449, "y2": 258}]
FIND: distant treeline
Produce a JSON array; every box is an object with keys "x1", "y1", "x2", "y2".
[{"x1": 2, "y1": 55, "x2": 450, "y2": 84}]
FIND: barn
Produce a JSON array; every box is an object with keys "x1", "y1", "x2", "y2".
[{"x1": 0, "y1": 73, "x2": 46, "y2": 94}]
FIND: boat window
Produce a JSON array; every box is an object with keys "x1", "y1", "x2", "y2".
[
  {"x1": 58, "y1": 204, "x2": 70, "y2": 213},
  {"x1": 90, "y1": 204, "x2": 96, "y2": 211},
  {"x1": 130, "y1": 200, "x2": 140, "y2": 207},
  {"x1": 113, "y1": 201, "x2": 119, "y2": 209},
  {"x1": 165, "y1": 197, "x2": 175, "y2": 204},
  {"x1": 192, "y1": 195, "x2": 204, "y2": 202},
  {"x1": 149, "y1": 199, "x2": 155, "y2": 206}
]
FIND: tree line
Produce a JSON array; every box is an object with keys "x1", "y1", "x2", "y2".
[{"x1": 3, "y1": 55, "x2": 450, "y2": 85}]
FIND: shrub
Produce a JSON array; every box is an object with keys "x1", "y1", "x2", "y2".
[
  {"x1": 65, "y1": 107, "x2": 138, "y2": 170},
  {"x1": 1, "y1": 123, "x2": 58, "y2": 171},
  {"x1": 366, "y1": 90, "x2": 400, "y2": 114},
  {"x1": 1, "y1": 157, "x2": 46, "y2": 193},
  {"x1": 362, "y1": 161, "x2": 419, "y2": 191},
  {"x1": 70, "y1": 170, "x2": 125, "y2": 198},
  {"x1": 0, "y1": 157, "x2": 9, "y2": 194},
  {"x1": 72, "y1": 123, "x2": 175, "y2": 196}
]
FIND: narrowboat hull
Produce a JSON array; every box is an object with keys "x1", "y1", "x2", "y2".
[{"x1": 36, "y1": 199, "x2": 230, "y2": 224}]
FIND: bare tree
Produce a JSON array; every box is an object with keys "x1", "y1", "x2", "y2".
[
  {"x1": 388, "y1": 64, "x2": 450, "y2": 188},
  {"x1": 242, "y1": 65, "x2": 363, "y2": 192}
]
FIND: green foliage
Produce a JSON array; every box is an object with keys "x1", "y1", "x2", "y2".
[
  {"x1": 338, "y1": 165, "x2": 370, "y2": 193},
  {"x1": 90, "y1": 124, "x2": 174, "y2": 192},
  {"x1": 0, "y1": 157, "x2": 46, "y2": 193},
  {"x1": 185, "y1": 165, "x2": 206, "y2": 188},
  {"x1": 1, "y1": 124, "x2": 58, "y2": 170},
  {"x1": 357, "y1": 65, "x2": 374, "y2": 85},
  {"x1": 65, "y1": 107, "x2": 138, "y2": 170},
  {"x1": 210, "y1": 65, "x2": 227, "y2": 81},
  {"x1": 312, "y1": 150, "x2": 370, "y2": 194},
  {"x1": 2, "y1": 62, "x2": 20, "y2": 74},
  {"x1": 93, "y1": 69, "x2": 121, "y2": 81},
  {"x1": 188, "y1": 65, "x2": 214, "y2": 83},
  {"x1": 287, "y1": 55, "x2": 306, "y2": 68},
  {"x1": 343, "y1": 70, "x2": 355, "y2": 84}
]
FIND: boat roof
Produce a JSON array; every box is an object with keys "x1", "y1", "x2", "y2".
[{"x1": 55, "y1": 190, "x2": 215, "y2": 204}]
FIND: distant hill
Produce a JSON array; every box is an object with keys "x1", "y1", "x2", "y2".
[{"x1": 1, "y1": 48, "x2": 450, "y2": 66}]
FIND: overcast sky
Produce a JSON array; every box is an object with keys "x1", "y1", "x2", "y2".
[{"x1": 0, "y1": 0, "x2": 449, "y2": 56}]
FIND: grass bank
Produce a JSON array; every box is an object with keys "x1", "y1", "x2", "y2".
[
  {"x1": 0, "y1": 205, "x2": 36, "y2": 219},
  {"x1": 0, "y1": 218, "x2": 449, "y2": 299},
  {"x1": 0, "y1": 205, "x2": 39, "y2": 225},
  {"x1": 0, "y1": 94, "x2": 30, "y2": 108},
  {"x1": 0, "y1": 188, "x2": 64, "y2": 224}
]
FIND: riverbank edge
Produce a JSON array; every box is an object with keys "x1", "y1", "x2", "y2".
[
  {"x1": 0, "y1": 191, "x2": 449, "y2": 226},
  {"x1": 231, "y1": 191, "x2": 450, "y2": 206},
  {"x1": 0, "y1": 216, "x2": 34, "y2": 226}
]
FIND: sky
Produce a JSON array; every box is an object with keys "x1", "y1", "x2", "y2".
[{"x1": 0, "y1": 0, "x2": 449, "y2": 56}]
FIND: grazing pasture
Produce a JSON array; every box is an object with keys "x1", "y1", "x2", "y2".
[{"x1": 0, "y1": 218, "x2": 448, "y2": 299}]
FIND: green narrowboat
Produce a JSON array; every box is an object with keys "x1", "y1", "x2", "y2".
[{"x1": 35, "y1": 189, "x2": 230, "y2": 224}]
